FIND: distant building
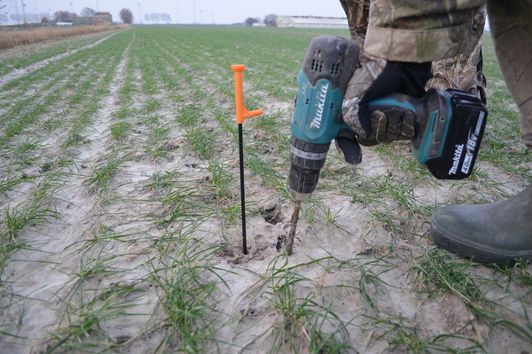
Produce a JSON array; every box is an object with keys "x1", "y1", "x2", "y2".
[
  {"x1": 276, "y1": 16, "x2": 348, "y2": 29},
  {"x1": 144, "y1": 13, "x2": 172, "y2": 24},
  {"x1": 73, "y1": 12, "x2": 112, "y2": 25},
  {"x1": 94, "y1": 12, "x2": 112, "y2": 24}
]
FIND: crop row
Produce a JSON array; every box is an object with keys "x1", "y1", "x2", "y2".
[{"x1": 0, "y1": 30, "x2": 134, "y2": 320}]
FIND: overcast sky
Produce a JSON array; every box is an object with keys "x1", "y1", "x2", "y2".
[{"x1": 7, "y1": 0, "x2": 347, "y2": 24}]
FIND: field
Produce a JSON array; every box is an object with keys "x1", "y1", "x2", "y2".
[
  {"x1": 0, "y1": 25, "x2": 120, "y2": 50},
  {"x1": 0, "y1": 26, "x2": 531, "y2": 353}
]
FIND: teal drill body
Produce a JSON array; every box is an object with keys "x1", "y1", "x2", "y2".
[
  {"x1": 291, "y1": 72, "x2": 350, "y2": 145},
  {"x1": 288, "y1": 36, "x2": 359, "y2": 200}
]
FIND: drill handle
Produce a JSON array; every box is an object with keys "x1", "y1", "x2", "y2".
[
  {"x1": 367, "y1": 90, "x2": 447, "y2": 162},
  {"x1": 367, "y1": 94, "x2": 420, "y2": 115},
  {"x1": 367, "y1": 90, "x2": 450, "y2": 143}
]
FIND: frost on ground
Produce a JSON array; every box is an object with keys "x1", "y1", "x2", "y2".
[{"x1": 0, "y1": 27, "x2": 531, "y2": 354}]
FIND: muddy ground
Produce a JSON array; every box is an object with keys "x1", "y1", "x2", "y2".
[{"x1": 0, "y1": 27, "x2": 531, "y2": 353}]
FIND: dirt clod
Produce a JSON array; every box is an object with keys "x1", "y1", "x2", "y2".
[
  {"x1": 259, "y1": 199, "x2": 282, "y2": 224},
  {"x1": 163, "y1": 140, "x2": 179, "y2": 151},
  {"x1": 39, "y1": 163, "x2": 52, "y2": 173}
]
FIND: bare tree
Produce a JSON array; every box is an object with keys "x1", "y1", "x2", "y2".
[
  {"x1": 120, "y1": 8, "x2": 133, "y2": 24},
  {"x1": 264, "y1": 14, "x2": 277, "y2": 27},
  {"x1": 80, "y1": 7, "x2": 96, "y2": 17},
  {"x1": 53, "y1": 11, "x2": 77, "y2": 22},
  {"x1": 0, "y1": 1, "x2": 7, "y2": 23},
  {"x1": 245, "y1": 17, "x2": 259, "y2": 27}
]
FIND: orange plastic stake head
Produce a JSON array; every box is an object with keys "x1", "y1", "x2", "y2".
[
  {"x1": 232, "y1": 64, "x2": 246, "y2": 73},
  {"x1": 232, "y1": 64, "x2": 263, "y2": 124}
]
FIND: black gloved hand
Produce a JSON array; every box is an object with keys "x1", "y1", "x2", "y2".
[
  {"x1": 342, "y1": 54, "x2": 432, "y2": 145},
  {"x1": 335, "y1": 129, "x2": 362, "y2": 164}
]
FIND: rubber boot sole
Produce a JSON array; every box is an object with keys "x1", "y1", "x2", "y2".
[{"x1": 431, "y1": 217, "x2": 532, "y2": 265}]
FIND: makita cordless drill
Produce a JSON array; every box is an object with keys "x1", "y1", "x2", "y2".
[
  {"x1": 288, "y1": 36, "x2": 360, "y2": 201},
  {"x1": 288, "y1": 35, "x2": 488, "y2": 202}
]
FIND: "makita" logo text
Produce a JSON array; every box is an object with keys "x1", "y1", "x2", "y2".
[
  {"x1": 448, "y1": 144, "x2": 464, "y2": 175},
  {"x1": 309, "y1": 83, "x2": 329, "y2": 129}
]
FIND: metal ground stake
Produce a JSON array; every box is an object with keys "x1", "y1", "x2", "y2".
[{"x1": 231, "y1": 64, "x2": 263, "y2": 254}]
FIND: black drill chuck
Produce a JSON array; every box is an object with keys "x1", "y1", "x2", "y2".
[{"x1": 288, "y1": 137, "x2": 330, "y2": 201}]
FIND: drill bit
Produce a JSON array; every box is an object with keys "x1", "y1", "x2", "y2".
[{"x1": 286, "y1": 201, "x2": 301, "y2": 255}]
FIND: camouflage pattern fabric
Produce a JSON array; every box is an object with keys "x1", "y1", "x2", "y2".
[
  {"x1": 340, "y1": 1, "x2": 487, "y2": 99},
  {"x1": 342, "y1": 54, "x2": 389, "y2": 142},
  {"x1": 339, "y1": 0, "x2": 369, "y2": 47},
  {"x1": 427, "y1": 8, "x2": 487, "y2": 103},
  {"x1": 341, "y1": 0, "x2": 531, "y2": 149},
  {"x1": 364, "y1": 0, "x2": 486, "y2": 62}
]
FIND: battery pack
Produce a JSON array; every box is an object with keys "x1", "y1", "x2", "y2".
[{"x1": 423, "y1": 89, "x2": 488, "y2": 179}]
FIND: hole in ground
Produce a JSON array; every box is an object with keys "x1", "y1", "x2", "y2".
[{"x1": 260, "y1": 202, "x2": 282, "y2": 225}]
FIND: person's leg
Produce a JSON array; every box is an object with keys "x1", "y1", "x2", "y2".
[
  {"x1": 426, "y1": 8, "x2": 487, "y2": 103},
  {"x1": 488, "y1": 0, "x2": 532, "y2": 149},
  {"x1": 339, "y1": 0, "x2": 370, "y2": 47},
  {"x1": 431, "y1": 1, "x2": 532, "y2": 264}
]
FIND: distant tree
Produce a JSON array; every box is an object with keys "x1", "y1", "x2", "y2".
[
  {"x1": 0, "y1": 1, "x2": 7, "y2": 23},
  {"x1": 120, "y1": 8, "x2": 133, "y2": 24},
  {"x1": 53, "y1": 10, "x2": 65, "y2": 22},
  {"x1": 245, "y1": 17, "x2": 259, "y2": 27},
  {"x1": 80, "y1": 7, "x2": 96, "y2": 17},
  {"x1": 53, "y1": 11, "x2": 77, "y2": 22},
  {"x1": 41, "y1": 16, "x2": 50, "y2": 24},
  {"x1": 264, "y1": 14, "x2": 277, "y2": 27}
]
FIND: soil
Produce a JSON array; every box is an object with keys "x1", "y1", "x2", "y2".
[{"x1": 0, "y1": 30, "x2": 531, "y2": 354}]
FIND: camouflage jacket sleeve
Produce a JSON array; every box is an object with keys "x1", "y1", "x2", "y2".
[{"x1": 364, "y1": 0, "x2": 486, "y2": 62}]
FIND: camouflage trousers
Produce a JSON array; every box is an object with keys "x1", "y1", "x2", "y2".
[
  {"x1": 339, "y1": 0, "x2": 487, "y2": 100},
  {"x1": 340, "y1": 0, "x2": 532, "y2": 149}
]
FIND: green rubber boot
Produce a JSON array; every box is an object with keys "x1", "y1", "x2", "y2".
[{"x1": 431, "y1": 185, "x2": 532, "y2": 264}]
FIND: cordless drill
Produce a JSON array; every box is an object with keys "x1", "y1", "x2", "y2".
[
  {"x1": 288, "y1": 36, "x2": 488, "y2": 202},
  {"x1": 288, "y1": 35, "x2": 360, "y2": 201}
]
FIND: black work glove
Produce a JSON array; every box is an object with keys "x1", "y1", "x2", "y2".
[
  {"x1": 335, "y1": 129, "x2": 362, "y2": 164},
  {"x1": 342, "y1": 54, "x2": 432, "y2": 145}
]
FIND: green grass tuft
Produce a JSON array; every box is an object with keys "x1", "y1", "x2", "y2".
[
  {"x1": 110, "y1": 122, "x2": 131, "y2": 141},
  {"x1": 85, "y1": 158, "x2": 122, "y2": 193}
]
